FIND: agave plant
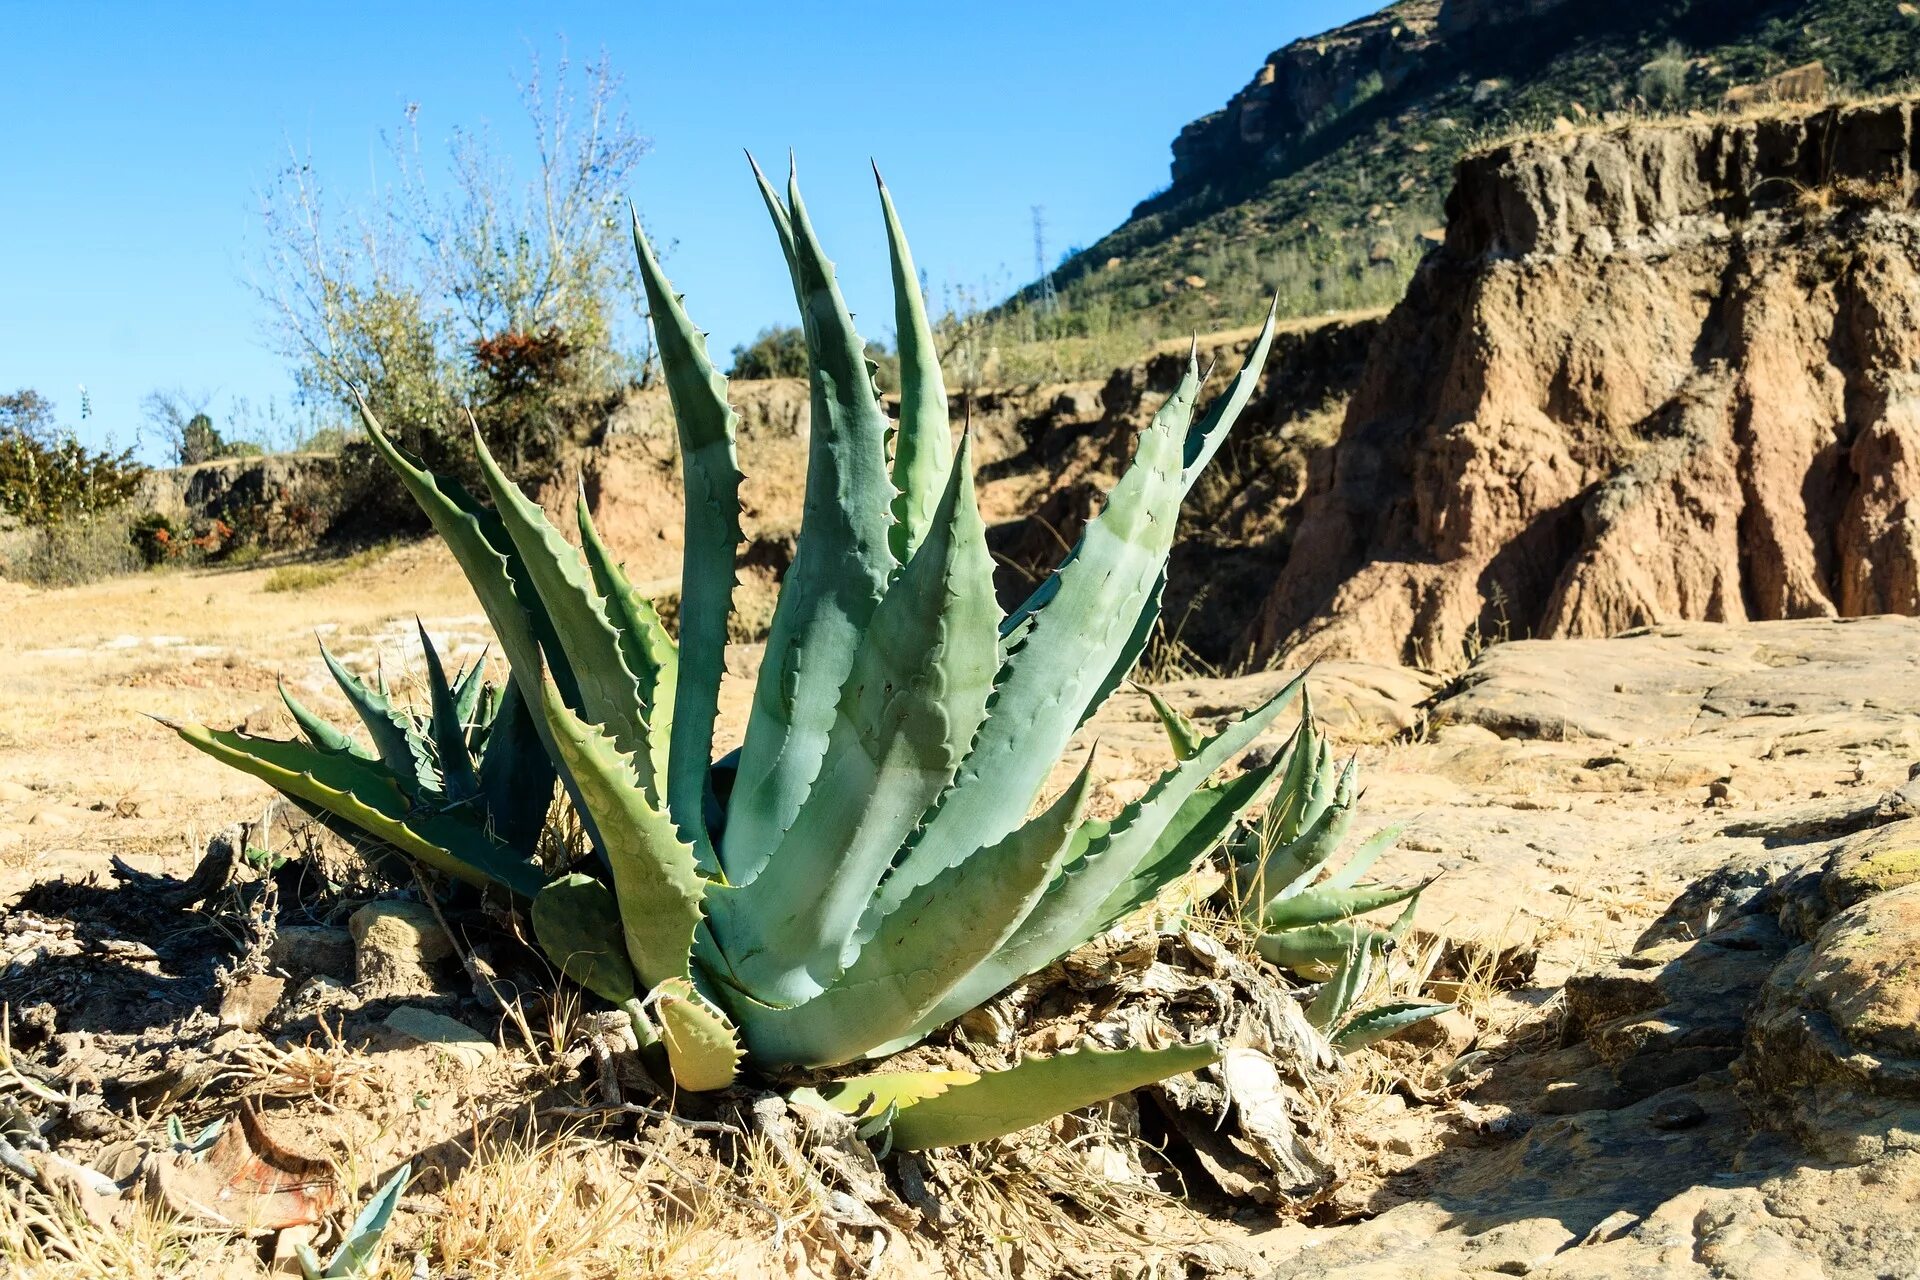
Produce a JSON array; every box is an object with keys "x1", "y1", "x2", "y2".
[
  {"x1": 1146, "y1": 689, "x2": 1451, "y2": 1051},
  {"x1": 167, "y1": 162, "x2": 1306, "y2": 1149}
]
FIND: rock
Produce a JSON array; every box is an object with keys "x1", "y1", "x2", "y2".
[
  {"x1": 278, "y1": 975, "x2": 360, "y2": 1023},
  {"x1": 1396, "y1": 1008, "x2": 1477, "y2": 1060},
  {"x1": 0, "y1": 780, "x2": 36, "y2": 803},
  {"x1": 1562, "y1": 911, "x2": 1791, "y2": 1106},
  {"x1": 1426, "y1": 618, "x2": 1920, "y2": 753},
  {"x1": 380, "y1": 1007, "x2": 497, "y2": 1070},
  {"x1": 348, "y1": 901, "x2": 455, "y2": 997},
  {"x1": 1648, "y1": 1096, "x2": 1706, "y2": 1131},
  {"x1": 1245, "y1": 100, "x2": 1920, "y2": 669},
  {"x1": 1819, "y1": 817, "x2": 1920, "y2": 917},
  {"x1": 217, "y1": 973, "x2": 287, "y2": 1032},
  {"x1": 266, "y1": 925, "x2": 355, "y2": 986},
  {"x1": 1744, "y1": 882, "x2": 1920, "y2": 1161}
]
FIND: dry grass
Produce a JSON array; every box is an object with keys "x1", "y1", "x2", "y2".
[
  {"x1": 0, "y1": 1188, "x2": 261, "y2": 1279},
  {"x1": 228, "y1": 1016, "x2": 377, "y2": 1104},
  {"x1": 0, "y1": 1121, "x2": 817, "y2": 1280},
  {"x1": 412, "y1": 1129, "x2": 800, "y2": 1280},
  {"x1": 261, "y1": 541, "x2": 397, "y2": 593}
]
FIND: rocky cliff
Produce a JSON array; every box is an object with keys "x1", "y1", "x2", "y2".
[
  {"x1": 1249, "y1": 99, "x2": 1920, "y2": 668},
  {"x1": 1043, "y1": 0, "x2": 1920, "y2": 337}
]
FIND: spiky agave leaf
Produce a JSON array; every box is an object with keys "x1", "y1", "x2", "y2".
[
  {"x1": 1330, "y1": 1001, "x2": 1453, "y2": 1052},
  {"x1": 629, "y1": 208, "x2": 740, "y2": 866},
  {"x1": 723, "y1": 159, "x2": 895, "y2": 885},
  {"x1": 874, "y1": 165, "x2": 952, "y2": 564},
  {"x1": 1141, "y1": 685, "x2": 1204, "y2": 762},
  {"x1": 715, "y1": 431, "x2": 999, "y2": 1006},
  {"x1": 878, "y1": 1043, "x2": 1219, "y2": 1151},
  {"x1": 163, "y1": 720, "x2": 544, "y2": 898},
  {"x1": 654, "y1": 978, "x2": 743, "y2": 1091}
]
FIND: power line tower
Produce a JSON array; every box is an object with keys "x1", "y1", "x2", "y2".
[{"x1": 1031, "y1": 204, "x2": 1059, "y2": 318}]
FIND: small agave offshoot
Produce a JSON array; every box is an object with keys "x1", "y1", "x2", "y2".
[
  {"x1": 1143, "y1": 688, "x2": 1452, "y2": 1051},
  {"x1": 167, "y1": 158, "x2": 1400, "y2": 1149}
]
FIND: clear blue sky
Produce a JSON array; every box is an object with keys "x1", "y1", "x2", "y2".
[{"x1": 2, "y1": 1, "x2": 1372, "y2": 460}]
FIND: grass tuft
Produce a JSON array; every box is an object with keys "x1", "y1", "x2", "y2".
[{"x1": 262, "y1": 542, "x2": 396, "y2": 593}]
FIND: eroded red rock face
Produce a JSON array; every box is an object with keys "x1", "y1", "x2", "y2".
[{"x1": 1249, "y1": 100, "x2": 1920, "y2": 669}]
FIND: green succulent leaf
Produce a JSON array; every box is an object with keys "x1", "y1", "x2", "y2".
[
  {"x1": 471, "y1": 428, "x2": 652, "y2": 780},
  {"x1": 1094, "y1": 748, "x2": 1289, "y2": 932},
  {"x1": 886, "y1": 312, "x2": 1279, "y2": 911},
  {"x1": 350, "y1": 397, "x2": 581, "y2": 757},
  {"x1": 1076, "y1": 572, "x2": 1166, "y2": 730},
  {"x1": 1255, "y1": 921, "x2": 1392, "y2": 979},
  {"x1": 1141, "y1": 686, "x2": 1203, "y2": 761},
  {"x1": 577, "y1": 495, "x2": 679, "y2": 806},
  {"x1": 1261, "y1": 877, "x2": 1434, "y2": 932},
  {"x1": 1331, "y1": 1001, "x2": 1454, "y2": 1053},
  {"x1": 1305, "y1": 940, "x2": 1373, "y2": 1032},
  {"x1": 726, "y1": 161, "x2": 896, "y2": 880},
  {"x1": 164, "y1": 720, "x2": 543, "y2": 898},
  {"x1": 452, "y1": 656, "x2": 488, "y2": 739},
  {"x1": 475, "y1": 677, "x2": 557, "y2": 851},
  {"x1": 802, "y1": 1069, "x2": 978, "y2": 1120},
  {"x1": 739, "y1": 757, "x2": 1095, "y2": 1068},
  {"x1": 317, "y1": 641, "x2": 438, "y2": 796},
  {"x1": 719, "y1": 432, "x2": 999, "y2": 1005},
  {"x1": 1257, "y1": 791, "x2": 1356, "y2": 900},
  {"x1": 1324, "y1": 823, "x2": 1407, "y2": 891},
  {"x1": 875, "y1": 166, "x2": 951, "y2": 564},
  {"x1": 654, "y1": 977, "x2": 742, "y2": 1092},
  {"x1": 901, "y1": 673, "x2": 1303, "y2": 1042},
  {"x1": 532, "y1": 874, "x2": 638, "y2": 1005},
  {"x1": 278, "y1": 680, "x2": 364, "y2": 759},
  {"x1": 417, "y1": 623, "x2": 479, "y2": 803},
  {"x1": 885, "y1": 1042, "x2": 1219, "y2": 1151},
  {"x1": 630, "y1": 208, "x2": 740, "y2": 869},
  {"x1": 303, "y1": 1162, "x2": 409, "y2": 1280},
  {"x1": 537, "y1": 681, "x2": 705, "y2": 989}
]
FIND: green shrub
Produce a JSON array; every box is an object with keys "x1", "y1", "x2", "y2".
[
  {"x1": 0, "y1": 511, "x2": 144, "y2": 587},
  {"x1": 0, "y1": 390, "x2": 145, "y2": 528},
  {"x1": 1638, "y1": 40, "x2": 1691, "y2": 107},
  {"x1": 728, "y1": 324, "x2": 809, "y2": 379}
]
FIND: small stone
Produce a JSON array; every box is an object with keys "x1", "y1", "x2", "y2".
[
  {"x1": 218, "y1": 972, "x2": 287, "y2": 1031},
  {"x1": 0, "y1": 780, "x2": 35, "y2": 803},
  {"x1": 1400, "y1": 1009, "x2": 1478, "y2": 1060},
  {"x1": 382, "y1": 1007, "x2": 496, "y2": 1070},
  {"x1": 267, "y1": 925, "x2": 355, "y2": 985},
  {"x1": 1649, "y1": 1096, "x2": 1706, "y2": 1131},
  {"x1": 349, "y1": 901, "x2": 455, "y2": 997}
]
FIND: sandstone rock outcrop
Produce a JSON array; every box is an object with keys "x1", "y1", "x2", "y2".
[{"x1": 1250, "y1": 100, "x2": 1920, "y2": 668}]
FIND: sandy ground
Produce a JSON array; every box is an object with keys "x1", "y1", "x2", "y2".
[{"x1": 8, "y1": 554, "x2": 1918, "y2": 1277}]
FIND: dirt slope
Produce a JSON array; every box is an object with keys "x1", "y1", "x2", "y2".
[{"x1": 1251, "y1": 98, "x2": 1920, "y2": 668}]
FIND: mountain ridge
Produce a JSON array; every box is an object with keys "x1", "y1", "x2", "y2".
[{"x1": 1026, "y1": 0, "x2": 1920, "y2": 336}]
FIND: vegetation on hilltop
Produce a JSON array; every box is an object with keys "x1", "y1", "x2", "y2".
[{"x1": 1008, "y1": 0, "x2": 1920, "y2": 339}]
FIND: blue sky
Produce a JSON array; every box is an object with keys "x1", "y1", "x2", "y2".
[{"x1": 2, "y1": 1, "x2": 1372, "y2": 459}]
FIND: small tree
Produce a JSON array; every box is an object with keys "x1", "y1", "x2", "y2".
[
  {"x1": 255, "y1": 45, "x2": 650, "y2": 488},
  {"x1": 0, "y1": 389, "x2": 145, "y2": 527},
  {"x1": 729, "y1": 325, "x2": 809, "y2": 379},
  {"x1": 1639, "y1": 41, "x2": 1690, "y2": 108}
]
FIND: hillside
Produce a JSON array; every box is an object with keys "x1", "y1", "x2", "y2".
[{"x1": 1029, "y1": 0, "x2": 1920, "y2": 335}]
